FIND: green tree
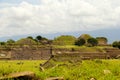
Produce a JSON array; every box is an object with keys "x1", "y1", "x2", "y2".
[
  {"x1": 78, "y1": 34, "x2": 92, "y2": 45},
  {"x1": 0, "y1": 42, "x2": 6, "y2": 46},
  {"x1": 118, "y1": 43, "x2": 120, "y2": 49},
  {"x1": 87, "y1": 38, "x2": 98, "y2": 46},
  {"x1": 35, "y1": 35, "x2": 42, "y2": 42},
  {"x1": 112, "y1": 41, "x2": 120, "y2": 49},
  {"x1": 35, "y1": 35, "x2": 49, "y2": 45},
  {"x1": 112, "y1": 41, "x2": 119, "y2": 47},
  {"x1": 75, "y1": 38, "x2": 85, "y2": 46},
  {"x1": 6, "y1": 39, "x2": 15, "y2": 45}
]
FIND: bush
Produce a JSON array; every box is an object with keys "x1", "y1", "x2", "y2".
[
  {"x1": 0, "y1": 42, "x2": 6, "y2": 45},
  {"x1": 75, "y1": 38, "x2": 85, "y2": 46},
  {"x1": 87, "y1": 38, "x2": 98, "y2": 46},
  {"x1": 112, "y1": 41, "x2": 120, "y2": 49},
  {"x1": 6, "y1": 39, "x2": 15, "y2": 45}
]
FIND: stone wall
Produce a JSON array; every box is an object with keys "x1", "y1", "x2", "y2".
[
  {"x1": 11, "y1": 47, "x2": 51, "y2": 60},
  {"x1": 0, "y1": 47, "x2": 120, "y2": 60},
  {"x1": 105, "y1": 48, "x2": 120, "y2": 58}
]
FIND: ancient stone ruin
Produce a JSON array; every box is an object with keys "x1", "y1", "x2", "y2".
[
  {"x1": 0, "y1": 71, "x2": 37, "y2": 80},
  {"x1": 40, "y1": 53, "x2": 82, "y2": 69},
  {"x1": 96, "y1": 37, "x2": 108, "y2": 46},
  {"x1": 0, "y1": 51, "x2": 11, "y2": 60},
  {"x1": 0, "y1": 46, "x2": 120, "y2": 60}
]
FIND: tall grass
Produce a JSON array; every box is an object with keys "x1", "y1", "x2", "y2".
[{"x1": 0, "y1": 60, "x2": 120, "y2": 80}]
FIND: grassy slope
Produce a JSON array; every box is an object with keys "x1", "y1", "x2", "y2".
[
  {"x1": 53, "y1": 45, "x2": 111, "y2": 52},
  {"x1": 0, "y1": 60, "x2": 120, "y2": 80},
  {"x1": 0, "y1": 60, "x2": 45, "y2": 76}
]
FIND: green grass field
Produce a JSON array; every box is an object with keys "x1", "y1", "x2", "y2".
[{"x1": 0, "y1": 60, "x2": 120, "y2": 80}]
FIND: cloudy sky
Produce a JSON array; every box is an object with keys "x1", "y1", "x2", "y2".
[{"x1": 0, "y1": 0, "x2": 120, "y2": 43}]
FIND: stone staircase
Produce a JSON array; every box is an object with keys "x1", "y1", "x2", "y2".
[{"x1": 104, "y1": 48, "x2": 120, "y2": 59}]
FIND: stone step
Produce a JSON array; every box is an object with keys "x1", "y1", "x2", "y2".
[{"x1": 0, "y1": 71, "x2": 37, "y2": 80}]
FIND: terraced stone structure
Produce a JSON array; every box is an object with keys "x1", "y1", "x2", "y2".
[
  {"x1": 11, "y1": 47, "x2": 51, "y2": 60},
  {"x1": 105, "y1": 48, "x2": 120, "y2": 59},
  {"x1": 0, "y1": 46, "x2": 120, "y2": 60},
  {"x1": 40, "y1": 53, "x2": 82, "y2": 69},
  {"x1": 0, "y1": 50, "x2": 11, "y2": 60}
]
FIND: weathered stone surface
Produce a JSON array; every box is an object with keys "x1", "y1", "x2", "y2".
[
  {"x1": 40, "y1": 53, "x2": 82, "y2": 69},
  {"x1": 90, "y1": 78, "x2": 96, "y2": 80},
  {"x1": 11, "y1": 47, "x2": 51, "y2": 60},
  {"x1": 0, "y1": 47, "x2": 120, "y2": 60},
  {"x1": 0, "y1": 51, "x2": 11, "y2": 60},
  {"x1": 116, "y1": 55, "x2": 120, "y2": 59},
  {"x1": 103, "y1": 70, "x2": 111, "y2": 75},
  {"x1": 46, "y1": 77, "x2": 64, "y2": 80},
  {"x1": 0, "y1": 71, "x2": 37, "y2": 80}
]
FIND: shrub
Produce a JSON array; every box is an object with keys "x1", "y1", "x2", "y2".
[
  {"x1": 35, "y1": 35, "x2": 42, "y2": 42},
  {"x1": 112, "y1": 41, "x2": 120, "y2": 49},
  {"x1": 6, "y1": 39, "x2": 15, "y2": 45},
  {"x1": 0, "y1": 42, "x2": 6, "y2": 45},
  {"x1": 75, "y1": 38, "x2": 85, "y2": 46},
  {"x1": 87, "y1": 38, "x2": 98, "y2": 46}
]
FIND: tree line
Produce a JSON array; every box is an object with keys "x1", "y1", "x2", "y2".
[{"x1": 0, "y1": 34, "x2": 119, "y2": 48}]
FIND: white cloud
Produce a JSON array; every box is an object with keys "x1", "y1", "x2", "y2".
[{"x1": 0, "y1": 0, "x2": 120, "y2": 37}]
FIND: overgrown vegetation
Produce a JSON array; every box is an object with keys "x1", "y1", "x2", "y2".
[
  {"x1": 0, "y1": 34, "x2": 119, "y2": 80},
  {"x1": 112, "y1": 41, "x2": 120, "y2": 49},
  {"x1": 53, "y1": 35, "x2": 76, "y2": 45},
  {"x1": 0, "y1": 34, "x2": 109, "y2": 48},
  {"x1": 53, "y1": 45, "x2": 106, "y2": 52},
  {"x1": 0, "y1": 60, "x2": 120, "y2": 80},
  {"x1": 87, "y1": 38, "x2": 98, "y2": 46},
  {"x1": 75, "y1": 38, "x2": 86, "y2": 46}
]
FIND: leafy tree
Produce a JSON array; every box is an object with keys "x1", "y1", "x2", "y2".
[
  {"x1": 118, "y1": 44, "x2": 120, "y2": 49},
  {"x1": 35, "y1": 35, "x2": 49, "y2": 45},
  {"x1": 78, "y1": 34, "x2": 92, "y2": 44},
  {"x1": 6, "y1": 39, "x2": 15, "y2": 45},
  {"x1": 112, "y1": 41, "x2": 120, "y2": 49},
  {"x1": 0, "y1": 42, "x2": 6, "y2": 45},
  {"x1": 35, "y1": 35, "x2": 42, "y2": 42},
  {"x1": 87, "y1": 38, "x2": 98, "y2": 46},
  {"x1": 75, "y1": 38, "x2": 85, "y2": 46},
  {"x1": 112, "y1": 41, "x2": 119, "y2": 47},
  {"x1": 116, "y1": 42, "x2": 120, "y2": 49}
]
